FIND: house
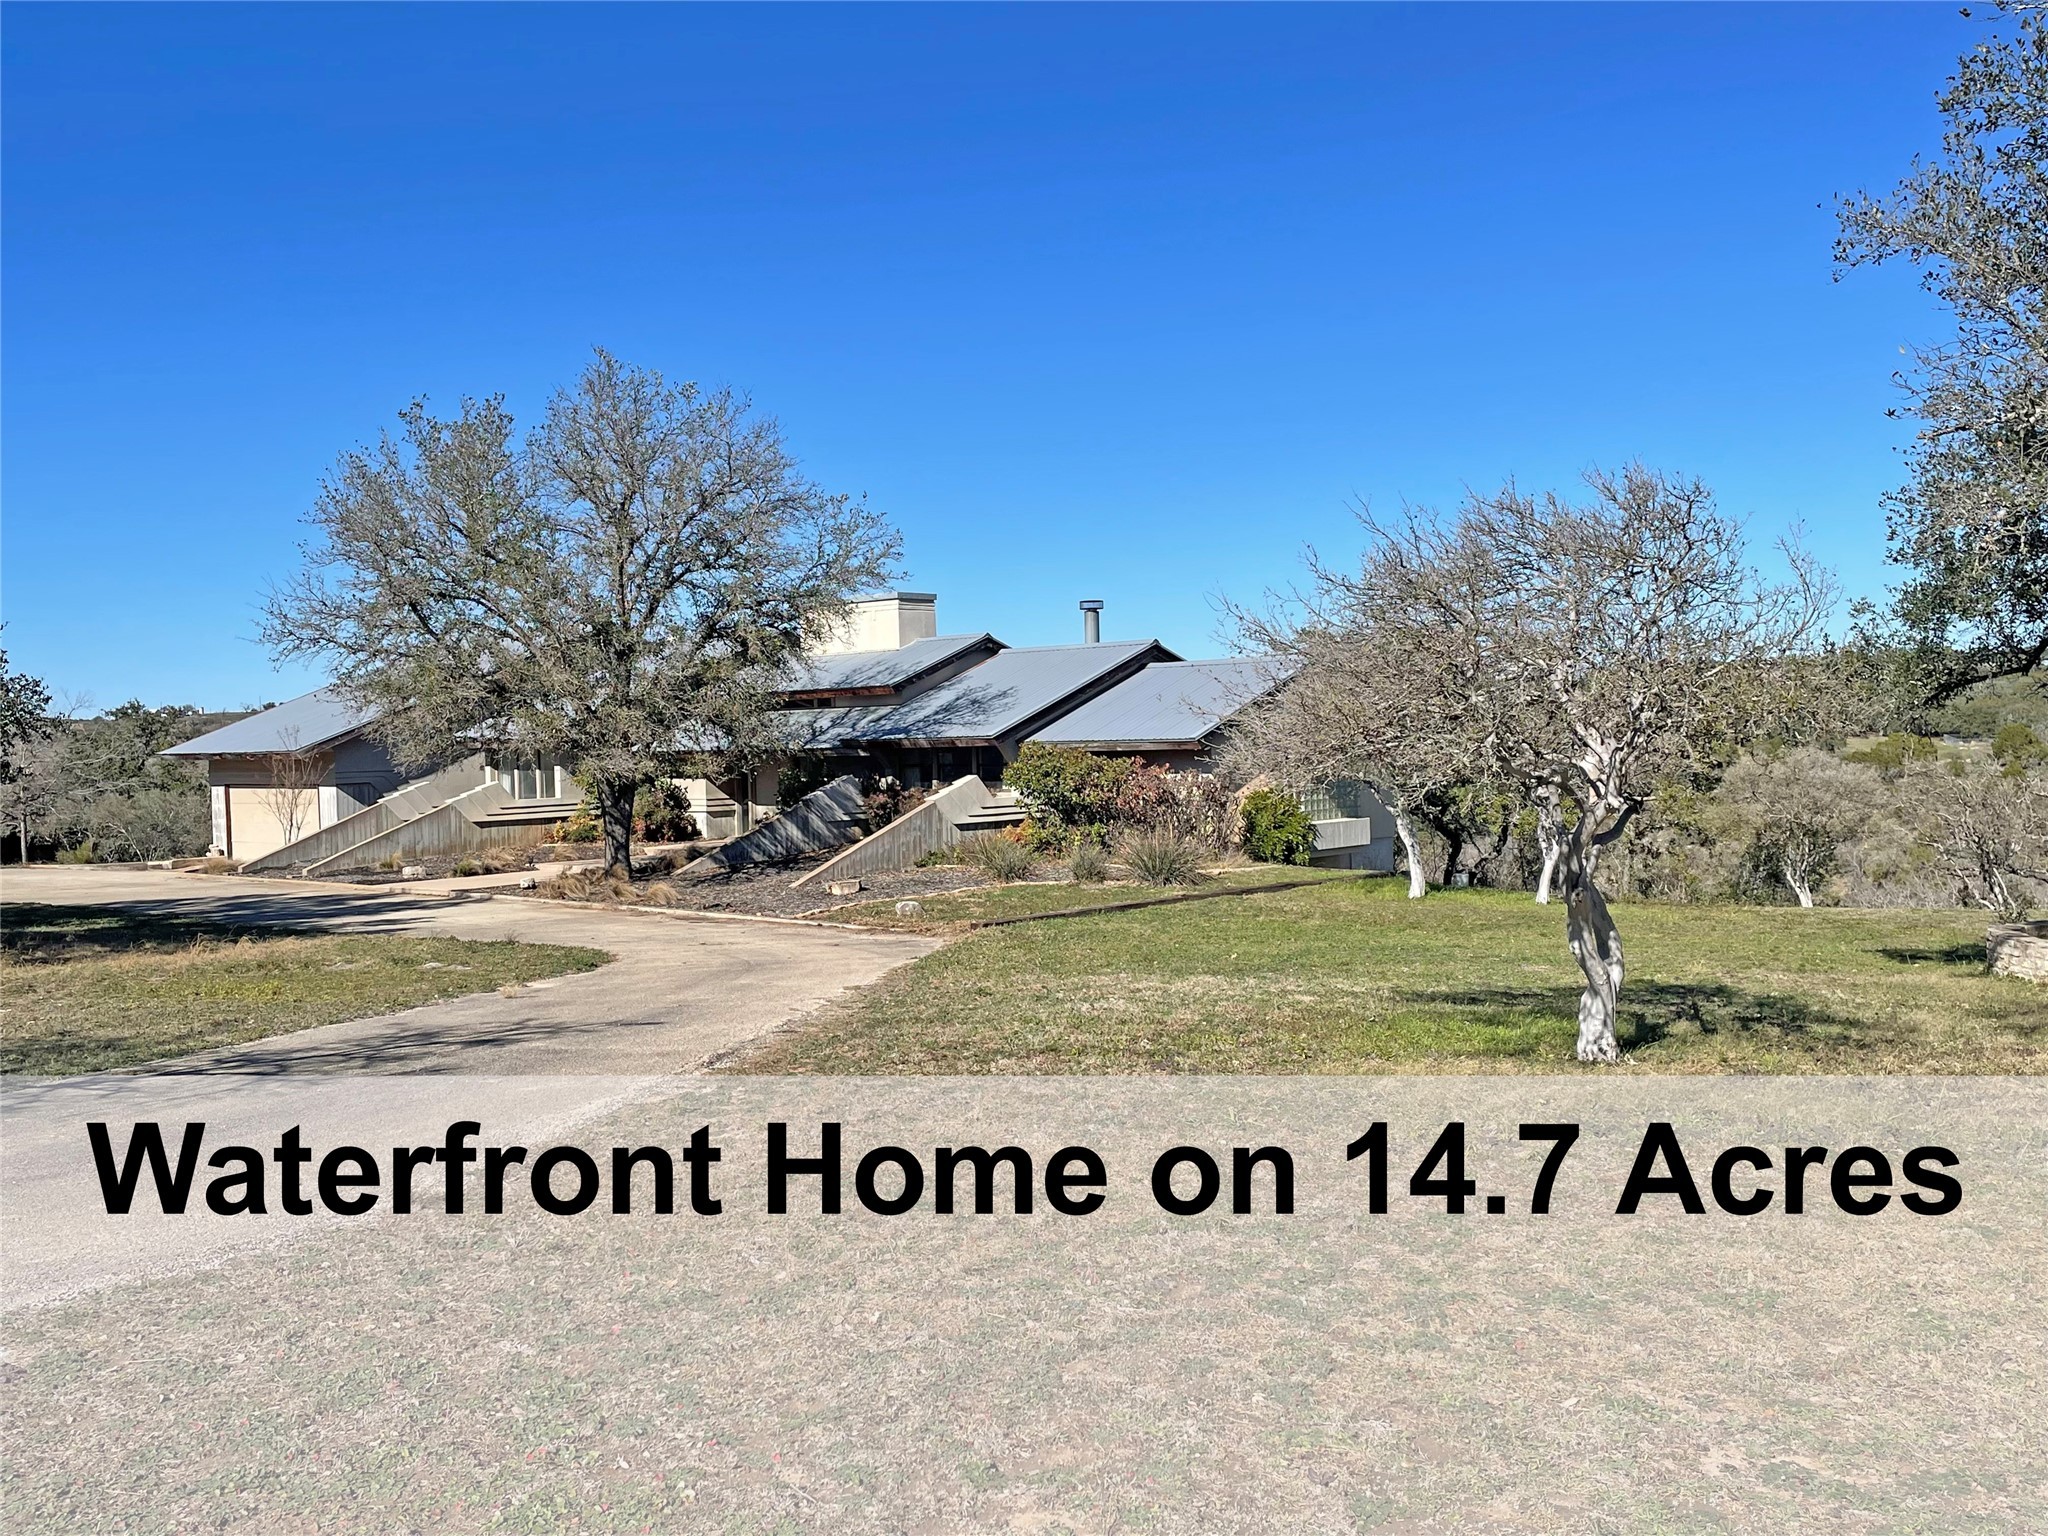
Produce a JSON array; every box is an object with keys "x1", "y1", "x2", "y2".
[
  {"x1": 775, "y1": 636, "x2": 1179, "y2": 788},
  {"x1": 161, "y1": 688, "x2": 577, "y2": 865},
  {"x1": 165, "y1": 590, "x2": 1392, "y2": 872},
  {"x1": 160, "y1": 687, "x2": 402, "y2": 863}
]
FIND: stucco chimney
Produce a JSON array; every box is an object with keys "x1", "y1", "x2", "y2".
[
  {"x1": 1080, "y1": 599, "x2": 1103, "y2": 644},
  {"x1": 816, "y1": 592, "x2": 939, "y2": 656}
]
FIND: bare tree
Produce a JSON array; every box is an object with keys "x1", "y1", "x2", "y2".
[
  {"x1": 1247, "y1": 467, "x2": 1832, "y2": 1063},
  {"x1": 0, "y1": 638, "x2": 52, "y2": 862},
  {"x1": 1712, "y1": 747, "x2": 1879, "y2": 907},
  {"x1": 1902, "y1": 750, "x2": 2048, "y2": 919},
  {"x1": 1225, "y1": 610, "x2": 1468, "y2": 900},
  {"x1": 263, "y1": 351, "x2": 899, "y2": 876},
  {"x1": 252, "y1": 726, "x2": 322, "y2": 853}
]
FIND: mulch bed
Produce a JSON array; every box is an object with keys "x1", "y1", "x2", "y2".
[{"x1": 651, "y1": 855, "x2": 993, "y2": 918}]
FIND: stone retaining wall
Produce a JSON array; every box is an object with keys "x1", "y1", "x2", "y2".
[{"x1": 1987, "y1": 920, "x2": 2048, "y2": 982}]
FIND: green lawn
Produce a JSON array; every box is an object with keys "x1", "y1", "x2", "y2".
[
  {"x1": 833, "y1": 864, "x2": 1359, "y2": 931},
  {"x1": 741, "y1": 876, "x2": 2046, "y2": 1074},
  {"x1": 0, "y1": 903, "x2": 609, "y2": 1075}
]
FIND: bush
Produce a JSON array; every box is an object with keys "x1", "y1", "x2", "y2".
[
  {"x1": 1240, "y1": 788, "x2": 1315, "y2": 865},
  {"x1": 556, "y1": 799, "x2": 602, "y2": 843},
  {"x1": 1004, "y1": 743, "x2": 1132, "y2": 851},
  {"x1": 777, "y1": 756, "x2": 832, "y2": 807},
  {"x1": 962, "y1": 834, "x2": 1035, "y2": 883},
  {"x1": 452, "y1": 858, "x2": 483, "y2": 877},
  {"x1": 1116, "y1": 829, "x2": 1205, "y2": 886},
  {"x1": 634, "y1": 779, "x2": 699, "y2": 842},
  {"x1": 1068, "y1": 843, "x2": 1110, "y2": 883},
  {"x1": 861, "y1": 776, "x2": 925, "y2": 830},
  {"x1": 1112, "y1": 763, "x2": 1236, "y2": 850},
  {"x1": 54, "y1": 839, "x2": 97, "y2": 865}
]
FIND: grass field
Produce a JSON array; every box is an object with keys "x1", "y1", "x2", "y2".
[
  {"x1": 0, "y1": 903, "x2": 609, "y2": 1075},
  {"x1": 833, "y1": 864, "x2": 1359, "y2": 932},
  {"x1": 741, "y1": 875, "x2": 2045, "y2": 1074}
]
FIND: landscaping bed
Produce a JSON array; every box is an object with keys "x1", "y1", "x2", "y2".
[
  {"x1": 516, "y1": 851, "x2": 996, "y2": 918},
  {"x1": 0, "y1": 903, "x2": 609, "y2": 1075}
]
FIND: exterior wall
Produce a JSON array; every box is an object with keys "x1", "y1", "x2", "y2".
[
  {"x1": 223, "y1": 786, "x2": 321, "y2": 863},
  {"x1": 678, "y1": 777, "x2": 743, "y2": 840},
  {"x1": 208, "y1": 745, "x2": 485, "y2": 862},
  {"x1": 816, "y1": 594, "x2": 938, "y2": 656},
  {"x1": 1302, "y1": 780, "x2": 1398, "y2": 873}
]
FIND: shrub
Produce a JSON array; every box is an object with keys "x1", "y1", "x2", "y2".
[
  {"x1": 1068, "y1": 843, "x2": 1110, "y2": 883},
  {"x1": 1992, "y1": 722, "x2": 2048, "y2": 774},
  {"x1": 452, "y1": 858, "x2": 483, "y2": 878},
  {"x1": 634, "y1": 779, "x2": 699, "y2": 842},
  {"x1": 378, "y1": 853, "x2": 404, "y2": 871},
  {"x1": 534, "y1": 868, "x2": 635, "y2": 903},
  {"x1": 54, "y1": 839, "x2": 97, "y2": 864},
  {"x1": 861, "y1": 776, "x2": 926, "y2": 830},
  {"x1": 1135, "y1": 769, "x2": 1236, "y2": 850},
  {"x1": 1003, "y1": 743, "x2": 1133, "y2": 851},
  {"x1": 962, "y1": 834, "x2": 1035, "y2": 883},
  {"x1": 556, "y1": 799, "x2": 602, "y2": 843},
  {"x1": 777, "y1": 756, "x2": 832, "y2": 807},
  {"x1": 1115, "y1": 828, "x2": 1205, "y2": 886},
  {"x1": 1240, "y1": 788, "x2": 1315, "y2": 865}
]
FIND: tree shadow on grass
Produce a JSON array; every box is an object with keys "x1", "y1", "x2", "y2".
[
  {"x1": 1875, "y1": 940, "x2": 1986, "y2": 969},
  {"x1": 0, "y1": 902, "x2": 310, "y2": 964},
  {"x1": 1395, "y1": 980, "x2": 1875, "y2": 1052}
]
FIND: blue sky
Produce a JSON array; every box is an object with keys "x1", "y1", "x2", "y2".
[{"x1": 3, "y1": 2, "x2": 1967, "y2": 710}]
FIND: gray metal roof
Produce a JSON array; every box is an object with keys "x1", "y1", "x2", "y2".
[
  {"x1": 777, "y1": 640, "x2": 1174, "y2": 748},
  {"x1": 783, "y1": 633, "x2": 997, "y2": 695},
  {"x1": 161, "y1": 685, "x2": 378, "y2": 758},
  {"x1": 1029, "y1": 656, "x2": 1292, "y2": 748}
]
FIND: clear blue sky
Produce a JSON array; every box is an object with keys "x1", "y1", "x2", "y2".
[{"x1": 3, "y1": 2, "x2": 1966, "y2": 710}]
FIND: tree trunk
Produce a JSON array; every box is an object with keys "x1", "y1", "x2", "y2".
[
  {"x1": 1561, "y1": 847, "x2": 1624, "y2": 1064},
  {"x1": 1533, "y1": 796, "x2": 1562, "y2": 904},
  {"x1": 1394, "y1": 810, "x2": 1427, "y2": 899},
  {"x1": 1784, "y1": 862, "x2": 1815, "y2": 908},
  {"x1": 596, "y1": 776, "x2": 636, "y2": 878}
]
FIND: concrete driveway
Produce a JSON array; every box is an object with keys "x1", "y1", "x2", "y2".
[
  {"x1": 0, "y1": 867, "x2": 937, "y2": 1309},
  {"x1": 1, "y1": 865, "x2": 936, "y2": 1075}
]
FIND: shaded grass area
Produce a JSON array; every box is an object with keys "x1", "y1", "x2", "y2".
[
  {"x1": 0, "y1": 903, "x2": 608, "y2": 1075},
  {"x1": 832, "y1": 864, "x2": 1359, "y2": 932},
  {"x1": 740, "y1": 877, "x2": 2046, "y2": 1074}
]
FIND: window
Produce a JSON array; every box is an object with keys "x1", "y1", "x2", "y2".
[{"x1": 494, "y1": 752, "x2": 561, "y2": 802}]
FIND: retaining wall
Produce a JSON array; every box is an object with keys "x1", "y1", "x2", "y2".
[
  {"x1": 1988, "y1": 921, "x2": 2048, "y2": 982},
  {"x1": 791, "y1": 776, "x2": 997, "y2": 888},
  {"x1": 683, "y1": 776, "x2": 868, "y2": 874}
]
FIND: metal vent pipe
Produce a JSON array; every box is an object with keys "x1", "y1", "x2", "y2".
[{"x1": 1080, "y1": 599, "x2": 1103, "y2": 644}]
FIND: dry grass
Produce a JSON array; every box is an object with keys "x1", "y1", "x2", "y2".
[
  {"x1": 532, "y1": 869, "x2": 688, "y2": 906},
  {"x1": 0, "y1": 903, "x2": 607, "y2": 1075}
]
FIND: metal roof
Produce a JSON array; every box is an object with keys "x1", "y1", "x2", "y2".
[
  {"x1": 777, "y1": 640, "x2": 1174, "y2": 748},
  {"x1": 161, "y1": 685, "x2": 379, "y2": 758},
  {"x1": 1029, "y1": 656, "x2": 1292, "y2": 748},
  {"x1": 783, "y1": 633, "x2": 997, "y2": 695}
]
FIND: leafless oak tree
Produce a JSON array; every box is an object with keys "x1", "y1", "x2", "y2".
[
  {"x1": 1238, "y1": 466, "x2": 1832, "y2": 1063},
  {"x1": 263, "y1": 351, "x2": 898, "y2": 876}
]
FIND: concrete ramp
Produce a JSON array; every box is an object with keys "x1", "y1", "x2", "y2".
[
  {"x1": 790, "y1": 775, "x2": 1024, "y2": 888},
  {"x1": 681, "y1": 775, "x2": 868, "y2": 874}
]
